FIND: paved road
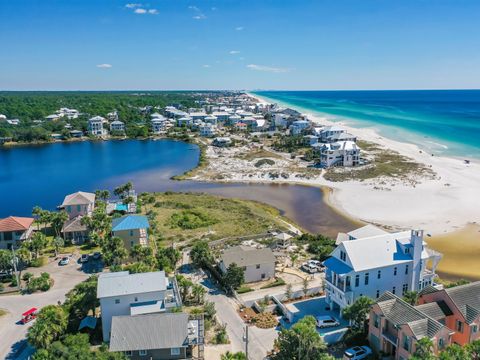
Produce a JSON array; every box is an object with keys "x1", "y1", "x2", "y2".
[
  {"x1": 0, "y1": 255, "x2": 91, "y2": 359},
  {"x1": 203, "y1": 279, "x2": 277, "y2": 360}
]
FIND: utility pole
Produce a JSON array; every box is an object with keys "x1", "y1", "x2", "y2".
[
  {"x1": 11, "y1": 247, "x2": 20, "y2": 291},
  {"x1": 243, "y1": 325, "x2": 249, "y2": 359}
]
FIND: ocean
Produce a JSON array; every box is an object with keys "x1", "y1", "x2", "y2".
[{"x1": 254, "y1": 90, "x2": 480, "y2": 159}]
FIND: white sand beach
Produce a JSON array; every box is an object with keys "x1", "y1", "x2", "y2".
[{"x1": 221, "y1": 94, "x2": 480, "y2": 236}]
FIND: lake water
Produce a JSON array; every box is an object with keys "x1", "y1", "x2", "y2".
[{"x1": 0, "y1": 139, "x2": 357, "y2": 237}]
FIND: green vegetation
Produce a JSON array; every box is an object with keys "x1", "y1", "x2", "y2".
[
  {"x1": 236, "y1": 286, "x2": 254, "y2": 294},
  {"x1": 410, "y1": 339, "x2": 480, "y2": 360},
  {"x1": 260, "y1": 277, "x2": 286, "y2": 289},
  {"x1": 272, "y1": 316, "x2": 333, "y2": 360},
  {"x1": 223, "y1": 263, "x2": 245, "y2": 290},
  {"x1": 272, "y1": 135, "x2": 309, "y2": 153},
  {"x1": 25, "y1": 272, "x2": 53, "y2": 293},
  {"x1": 140, "y1": 192, "x2": 289, "y2": 244},
  {"x1": 296, "y1": 233, "x2": 336, "y2": 261},
  {"x1": 28, "y1": 305, "x2": 68, "y2": 349},
  {"x1": 254, "y1": 158, "x2": 276, "y2": 167},
  {"x1": 324, "y1": 139, "x2": 436, "y2": 182},
  {"x1": 235, "y1": 148, "x2": 282, "y2": 161},
  {"x1": 0, "y1": 91, "x2": 199, "y2": 144},
  {"x1": 221, "y1": 352, "x2": 247, "y2": 360},
  {"x1": 341, "y1": 296, "x2": 374, "y2": 347}
]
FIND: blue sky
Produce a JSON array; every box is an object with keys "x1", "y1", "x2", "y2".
[{"x1": 1, "y1": 0, "x2": 480, "y2": 90}]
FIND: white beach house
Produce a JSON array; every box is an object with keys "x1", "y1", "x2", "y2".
[
  {"x1": 110, "y1": 120, "x2": 125, "y2": 132},
  {"x1": 199, "y1": 123, "x2": 216, "y2": 137},
  {"x1": 314, "y1": 140, "x2": 360, "y2": 168},
  {"x1": 88, "y1": 116, "x2": 106, "y2": 136},
  {"x1": 323, "y1": 226, "x2": 443, "y2": 313}
]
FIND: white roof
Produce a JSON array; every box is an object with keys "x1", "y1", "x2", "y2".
[
  {"x1": 111, "y1": 120, "x2": 124, "y2": 125},
  {"x1": 341, "y1": 231, "x2": 413, "y2": 271},
  {"x1": 322, "y1": 125, "x2": 345, "y2": 132},
  {"x1": 89, "y1": 116, "x2": 105, "y2": 122},
  {"x1": 347, "y1": 224, "x2": 388, "y2": 239},
  {"x1": 97, "y1": 271, "x2": 167, "y2": 298}
]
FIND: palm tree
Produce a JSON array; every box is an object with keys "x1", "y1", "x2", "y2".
[
  {"x1": 413, "y1": 337, "x2": 435, "y2": 359},
  {"x1": 403, "y1": 290, "x2": 419, "y2": 306},
  {"x1": 27, "y1": 305, "x2": 67, "y2": 349},
  {"x1": 192, "y1": 284, "x2": 206, "y2": 305},
  {"x1": 53, "y1": 237, "x2": 64, "y2": 257},
  {"x1": 221, "y1": 352, "x2": 247, "y2": 360},
  {"x1": 178, "y1": 277, "x2": 193, "y2": 302}
]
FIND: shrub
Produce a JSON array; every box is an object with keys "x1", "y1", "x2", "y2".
[
  {"x1": 260, "y1": 278, "x2": 286, "y2": 289},
  {"x1": 236, "y1": 286, "x2": 254, "y2": 294},
  {"x1": 254, "y1": 158, "x2": 275, "y2": 168},
  {"x1": 252, "y1": 312, "x2": 278, "y2": 329},
  {"x1": 168, "y1": 209, "x2": 217, "y2": 230},
  {"x1": 0, "y1": 283, "x2": 4, "y2": 292},
  {"x1": 26, "y1": 272, "x2": 52, "y2": 293},
  {"x1": 10, "y1": 275, "x2": 18, "y2": 287},
  {"x1": 22, "y1": 272, "x2": 34, "y2": 282},
  {"x1": 30, "y1": 256, "x2": 48, "y2": 267}
]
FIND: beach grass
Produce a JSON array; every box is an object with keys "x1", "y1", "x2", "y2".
[
  {"x1": 235, "y1": 148, "x2": 283, "y2": 161},
  {"x1": 142, "y1": 192, "x2": 290, "y2": 246},
  {"x1": 427, "y1": 224, "x2": 480, "y2": 281},
  {"x1": 324, "y1": 140, "x2": 435, "y2": 182}
]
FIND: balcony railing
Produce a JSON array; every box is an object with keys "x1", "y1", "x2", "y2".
[{"x1": 382, "y1": 331, "x2": 398, "y2": 346}]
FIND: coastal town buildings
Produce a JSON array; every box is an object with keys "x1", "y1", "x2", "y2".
[
  {"x1": 59, "y1": 191, "x2": 95, "y2": 220},
  {"x1": 323, "y1": 226, "x2": 443, "y2": 312},
  {"x1": 199, "y1": 123, "x2": 216, "y2": 137},
  {"x1": 0, "y1": 216, "x2": 34, "y2": 250},
  {"x1": 110, "y1": 120, "x2": 125, "y2": 132},
  {"x1": 88, "y1": 116, "x2": 107, "y2": 136},
  {"x1": 219, "y1": 245, "x2": 276, "y2": 283},
  {"x1": 314, "y1": 140, "x2": 361, "y2": 168},
  {"x1": 111, "y1": 214, "x2": 150, "y2": 250}
]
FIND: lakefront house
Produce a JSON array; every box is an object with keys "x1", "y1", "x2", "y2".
[
  {"x1": 323, "y1": 226, "x2": 443, "y2": 313},
  {"x1": 59, "y1": 191, "x2": 96, "y2": 219},
  {"x1": 88, "y1": 116, "x2": 106, "y2": 136},
  {"x1": 0, "y1": 216, "x2": 34, "y2": 249},
  {"x1": 111, "y1": 215, "x2": 150, "y2": 250}
]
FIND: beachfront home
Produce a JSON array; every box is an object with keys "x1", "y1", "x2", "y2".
[
  {"x1": 323, "y1": 228, "x2": 442, "y2": 312},
  {"x1": 303, "y1": 135, "x2": 319, "y2": 146},
  {"x1": 418, "y1": 281, "x2": 480, "y2": 346},
  {"x1": 110, "y1": 120, "x2": 125, "y2": 132},
  {"x1": 109, "y1": 313, "x2": 200, "y2": 360},
  {"x1": 368, "y1": 292, "x2": 453, "y2": 359},
  {"x1": 177, "y1": 116, "x2": 193, "y2": 127},
  {"x1": 88, "y1": 116, "x2": 106, "y2": 136},
  {"x1": 290, "y1": 120, "x2": 310, "y2": 135},
  {"x1": 199, "y1": 123, "x2": 216, "y2": 137},
  {"x1": 219, "y1": 245, "x2": 276, "y2": 283},
  {"x1": 97, "y1": 271, "x2": 182, "y2": 341},
  {"x1": 62, "y1": 216, "x2": 89, "y2": 244},
  {"x1": 319, "y1": 125, "x2": 346, "y2": 142},
  {"x1": 314, "y1": 140, "x2": 360, "y2": 168},
  {"x1": 0, "y1": 216, "x2": 34, "y2": 249},
  {"x1": 60, "y1": 191, "x2": 96, "y2": 220},
  {"x1": 112, "y1": 215, "x2": 149, "y2": 250},
  {"x1": 151, "y1": 118, "x2": 168, "y2": 134}
]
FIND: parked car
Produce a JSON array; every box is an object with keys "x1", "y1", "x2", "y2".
[
  {"x1": 80, "y1": 254, "x2": 89, "y2": 263},
  {"x1": 92, "y1": 252, "x2": 101, "y2": 260},
  {"x1": 59, "y1": 257, "x2": 70, "y2": 266},
  {"x1": 316, "y1": 315, "x2": 340, "y2": 328},
  {"x1": 343, "y1": 346, "x2": 372, "y2": 360},
  {"x1": 302, "y1": 262, "x2": 318, "y2": 273}
]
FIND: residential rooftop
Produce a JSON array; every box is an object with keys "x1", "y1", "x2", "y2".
[{"x1": 97, "y1": 271, "x2": 167, "y2": 298}]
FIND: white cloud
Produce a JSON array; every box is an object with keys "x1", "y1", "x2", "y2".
[
  {"x1": 189, "y1": 5, "x2": 206, "y2": 20},
  {"x1": 235, "y1": 26, "x2": 244, "y2": 31},
  {"x1": 246, "y1": 64, "x2": 290, "y2": 73},
  {"x1": 229, "y1": 50, "x2": 240, "y2": 55},
  {"x1": 96, "y1": 64, "x2": 112, "y2": 69},
  {"x1": 148, "y1": 9, "x2": 159, "y2": 14},
  {"x1": 202, "y1": 64, "x2": 211, "y2": 68},
  {"x1": 134, "y1": 8, "x2": 147, "y2": 14},
  {"x1": 125, "y1": 3, "x2": 142, "y2": 8}
]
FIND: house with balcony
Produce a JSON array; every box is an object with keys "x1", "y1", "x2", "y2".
[
  {"x1": 60, "y1": 191, "x2": 95, "y2": 220},
  {"x1": 0, "y1": 216, "x2": 34, "y2": 250},
  {"x1": 368, "y1": 292, "x2": 453, "y2": 359},
  {"x1": 97, "y1": 271, "x2": 182, "y2": 342},
  {"x1": 323, "y1": 227, "x2": 442, "y2": 313},
  {"x1": 319, "y1": 125, "x2": 346, "y2": 142},
  {"x1": 88, "y1": 116, "x2": 107, "y2": 136},
  {"x1": 418, "y1": 281, "x2": 480, "y2": 346},
  {"x1": 110, "y1": 120, "x2": 125, "y2": 132},
  {"x1": 112, "y1": 215, "x2": 149, "y2": 250},
  {"x1": 109, "y1": 312, "x2": 202, "y2": 360},
  {"x1": 313, "y1": 140, "x2": 360, "y2": 168}
]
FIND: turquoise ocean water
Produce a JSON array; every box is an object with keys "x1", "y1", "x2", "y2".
[{"x1": 254, "y1": 90, "x2": 480, "y2": 159}]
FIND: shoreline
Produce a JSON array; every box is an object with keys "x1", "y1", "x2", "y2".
[{"x1": 247, "y1": 92, "x2": 480, "y2": 236}]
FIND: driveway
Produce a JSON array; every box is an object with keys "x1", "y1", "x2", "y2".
[
  {"x1": 203, "y1": 278, "x2": 278, "y2": 360},
  {"x1": 0, "y1": 255, "x2": 92, "y2": 359}
]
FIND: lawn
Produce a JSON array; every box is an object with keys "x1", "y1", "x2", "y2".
[{"x1": 142, "y1": 192, "x2": 291, "y2": 245}]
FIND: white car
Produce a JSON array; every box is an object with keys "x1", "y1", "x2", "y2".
[
  {"x1": 316, "y1": 315, "x2": 340, "y2": 328},
  {"x1": 343, "y1": 346, "x2": 372, "y2": 359},
  {"x1": 302, "y1": 262, "x2": 318, "y2": 273},
  {"x1": 59, "y1": 257, "x2": 70, "y2": 266}
]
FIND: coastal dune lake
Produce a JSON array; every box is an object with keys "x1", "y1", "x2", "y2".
[{"x1": 0, "y1": 139, "x2": 357, "y2": 237}]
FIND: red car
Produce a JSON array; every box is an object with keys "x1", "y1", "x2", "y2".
[{"x1": 21, "y1": 308, "x2": 38, "y2": 324}]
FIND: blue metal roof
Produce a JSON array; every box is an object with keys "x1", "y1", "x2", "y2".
[
  {"x1": 112, "y1": 215, "x2": 150, "y2": 231},
  {"x1": 323, "y1": 256, "x2": 353, "y2": 275}
]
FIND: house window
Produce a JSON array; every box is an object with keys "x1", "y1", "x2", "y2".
[
  {"x1": 355, "y1": 275, "x2": 360, "y2": 287},
  {"x1": 3, "y1": 232, "x2": 12, "y2": 241},
  {"x1": 130, "y1": 230, "x2": 134, "y2": 236},
  {"x1": 125, "y1": 351, "x2": 132, "y2": 357},
  {"x1": 405, "y1": 265, "x2": 409, "y2": 275},
  {"x1": 340, "y1": 251, "x2": 346, "y2": 261},
  {"x1": 439, "y1": 338, "x2": 445, "y2": 349},
  {"x1": 394, "y1": 267, "x2": 397, "y2": 276},
  {"x1": 377, "y1": 270, "x2": 381, "y2": 279},
  {"x1": 403, "y1": 335, "x2": 410, "y2": 351},
  {"x1": 392, "y1": 286, "x2": 396, "y2": 295},
  {"x1": 374, "y1": 314, "x2": 380, "y2": 328},
  {"x1": 134, "y1": 297, "x2": 138, "y2": 302},
  {"x1": 115, "y1": 299, "x2": 120, "y2": 304},
  {"x1": 171, "y1": 348, "x2": 181, "y2": 356},
  {"x1": 256, "y1": 264, "x2": 260, "y2": 269},
  {"x1": 77, "y1": 205, "x2": 81, "y2": 212},
  {"x1": 365, "y1": 273, "x2": 369, "y2": 285},
  {"x1": 473, "y1": 325, "x2": 478, "y2": 333},
  {"x1": 402, "y1": 284, "x2": 408, "y2": 295},
  {"x1": 376, "y1": 290, "x2": 380, "y2": 298},
  {"x1": 139, "y1": 350, "x2": 147, "y2": 356},
  {"x1": 456, "y1": 320, "x2": 464, "y2": 333},
  {"x1": 67, "y1": 205, "x2": 71, "y2": 213}
]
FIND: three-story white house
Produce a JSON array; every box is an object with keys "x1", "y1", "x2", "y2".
[
  {"x1": 97, "y1": 271, "x2": 182, "y2": 342},
  {"x1": 324, "y1": 226, "x2": 442, "y2": 313}
]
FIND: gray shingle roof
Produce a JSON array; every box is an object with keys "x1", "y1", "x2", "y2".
[
  {"x1": 62, "y1": 216, "x2": 87, "y2": 233},
  {"x1": 97, "y1": 271, "x2": 166, "y2": 298},
  {"x1": 445, "y1": 281, "x2": 480, "y2": 324},
  {"x1": 376, "y1": 292, "x2": 447, "y2": 339},
  {"x1": 415, "y1": 301, "x2": 452, "y2": 320},
  {"x1": 61, "y1": 191, "x2": 95, "y2": 206},
  {"x1": 109, "y1": 313, "x2": 189, "y2": 352},
  {"x1": 221, "y1": 245, "x2": 275, "y2": 268}
]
